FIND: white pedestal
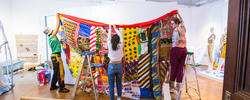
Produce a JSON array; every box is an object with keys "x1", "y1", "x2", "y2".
[{"x1": 197, "y1": 68, "x2": 224, "y2": 83}]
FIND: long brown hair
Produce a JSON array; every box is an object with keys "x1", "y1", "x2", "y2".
[{"x1": 111, "y1": 34, "x2": 120, "y2": 51}]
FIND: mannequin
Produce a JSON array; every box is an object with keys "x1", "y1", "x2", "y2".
[{"x1": 208, "y1": 27, "x2": 216, "y2": 70}]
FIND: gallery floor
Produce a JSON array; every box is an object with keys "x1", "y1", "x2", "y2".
[{"x1": 0, "y1": 66, "x2": 223, "y2": 100}]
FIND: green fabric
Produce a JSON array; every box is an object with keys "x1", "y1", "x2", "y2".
[
  {"x1": 138, "y1": 44, "x2": 142, "y2": 55},
  {"x1": 48, "y1": 35, "x2": 61, "y2": 54},
  {"x1": 138, "y1": 28, "x2": 142, "y2": 55}
]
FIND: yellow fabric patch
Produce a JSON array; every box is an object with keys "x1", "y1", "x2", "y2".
[{"x1": 122, "y1": 27, "x2": 139, "y2": 62}]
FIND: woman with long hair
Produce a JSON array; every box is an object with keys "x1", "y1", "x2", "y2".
[
  {"x1": 107, "y1": 25, "x2": 124, "y2": 100},
  {"x1": 169, "y1": 13, "x2": 187, "y2": 93}
]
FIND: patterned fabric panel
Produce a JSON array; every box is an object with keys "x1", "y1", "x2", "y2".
[
  {"x1": 124, "y1": 61, "x2": 138, "y2": 82},
  {"x1": 159, "y1": 60, "x2": 170, "y2": 87},
  {"x1": 89, "y1": 26, "x2": 98, "y2": 51},
  {"x1": 160, "y1": 14, "x2": 175, "y2": 39},
  {"x1": 96, "y1": 28, "x2": 102, "y2": 50},
  {"x1": 62, "y1": 17, "x2": 80, "y2": 48},
  {"x1": 78, "y1": 23, "x2": 91, "y2": 37},
  {"x1": 150, "y1": 22, "x2": 162, "y2": 100},
  {"x1": 122, "y1": 27, "x2": 139, "y2": 62},
  {"x1": 138, "y1": 53, "x2": 151, "y2": 88}
]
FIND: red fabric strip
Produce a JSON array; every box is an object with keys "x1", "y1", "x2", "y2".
[{"x1": 58, "y1": 10, "x2": 178, "y2": 28}]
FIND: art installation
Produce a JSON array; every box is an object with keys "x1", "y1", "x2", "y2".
[
  {"x1": 57, "y1": 10, "x2": 179, "y2": 99},
  {"x1": 208, "y1": 27, "x2": 216, "y2": 64}
]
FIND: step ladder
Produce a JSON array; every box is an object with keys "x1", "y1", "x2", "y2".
[
  {"x1": 71, "y1": 51, "x2": 104, "y2": 100},
  {"x1": 176, "y1": 51, "x2": 201, "y2": 100},
  {"x1": 0, "y1": 20, "x2": 14, "y2": 88}
]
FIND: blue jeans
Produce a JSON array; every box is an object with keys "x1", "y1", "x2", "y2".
[{"x1": 108, "y1": 63, "x2": 123, "y2": 100}]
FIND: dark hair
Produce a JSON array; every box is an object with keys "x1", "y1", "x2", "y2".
[
  {"x1": 173, "y1": 17, "x2": 181, "y2": 24},
  {"x1": 111, "y1": 34, "x2": 120, "y2": 51}
]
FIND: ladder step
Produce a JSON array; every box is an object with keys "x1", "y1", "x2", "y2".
[
  {"x1": 82, "y1": 51, "x2": 95, "y2": 56},
  {"x1": 187, "y1": 51, "x2": 194, "y2": 55},
  {"x1": 92, "y1": 64, "x2": 104, "y2": 68}
]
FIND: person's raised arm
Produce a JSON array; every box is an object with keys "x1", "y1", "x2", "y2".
[
  {"x1": 177, "y1": 13, "x2": 186, "y2": 33},
  {"x1": 51, "y1": 13, "x2": 60, "y2": 37},
  {"x1": 107, "y1": 24, "x2": 112, "y2": 42},
  {"x1": 113, "y1": 25, "x2": 123, "y2": 44}
]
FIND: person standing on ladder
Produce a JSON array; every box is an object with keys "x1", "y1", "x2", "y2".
[
  {"x1": 107, "y1": 25, "x2": 124, "y2": 100},
  {"x1": 43, "y1": 14, "x2": 70, "y2": 93},
  {"x1": 169, "y1": 13, "x2": 187, "y2": 94}
]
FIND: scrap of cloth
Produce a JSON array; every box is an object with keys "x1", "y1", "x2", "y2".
[
  {"x1": 124, "y1": 61, "x2": 138, "y2": 82},
  {"x1": 160, "y1": 14, "x2": 175, "y2": 39},
  {"x1": 137, "y1": 53, "x2": 151, "y2": 88},
  {"x1": 96, "y1": 28, "x2": 102, "y2": 51},
  {"x1": 89, "y1": 26, "x2": 98, "y2": 52},
  {"x1": 61, "y1": 17, "x2": 80, "y2": 48},
  {"x1": 122, "y1": 27, "x2": 139, "y2": 62},
  {"x1": 68, "y1": 47, "x2": 83, "y2": 78},
  {"x1": 150, "y1": 22, "x2": 162, "y2": 100},
  {"x1": 78, "y1": 23, "x2": 91, "y2": 37},
  {"x1": 159, "y1": 60, "x2": 169, "y2": 87}
]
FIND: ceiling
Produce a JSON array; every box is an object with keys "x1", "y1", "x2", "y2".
[
  {"x1": 66, "y1": 0, "x2": 220, "y2": 7},
  {"x1": 144, "y1": 0, "x2": 218, "y2": 7}
]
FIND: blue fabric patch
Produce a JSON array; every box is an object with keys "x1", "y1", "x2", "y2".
[
  {"x1": 78, "y1": 23, "x2": 91, "y2": 37},
  {"x1": 154, "y1": 91, "x2": 161, "y2": 97},
  {"x1": 140, "y1": 88, "x2": 153, "y2": 98},
  {"x1": 151, "y1": 22, "x2": 161, "y2": 38}
]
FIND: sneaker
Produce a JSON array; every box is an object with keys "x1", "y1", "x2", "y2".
[
  {"x1": 170, "y1": 88, "x2": 176, "y2": 93},
  {"x1": 59, "y1": 88, "x2": 70, "y2": 93},
  {"x1": 50, "y1": 86, "x2": 59, "y2": 91},
  {"x1": 117, "y1": 96, "x2": 121, "y2": 100}
]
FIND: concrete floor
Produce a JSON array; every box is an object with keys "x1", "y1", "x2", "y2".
[{"x1": 0, "y1": 66, "x2": 223, "y2": 100}]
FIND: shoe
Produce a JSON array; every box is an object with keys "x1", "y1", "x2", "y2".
[
  {"x1": 169, "y1": 81, "x2": 175, "y2": 93},
  {"x1": 117, "y1": 96, "x2": 121, "y2": 100},
  {"x1": 50, "y1": 86, "x2": 59, "y2": 91},
  {"x1": 176, "y1": 82, "x2": 183, "y2": 93},
  {"x1": 59, "y1": 88, "x2": 70, "y2": 93}
]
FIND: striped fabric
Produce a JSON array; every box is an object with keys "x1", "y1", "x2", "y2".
[
  {"x1": 159, "y1": 60, "x2": 169, "y2": 87},
  {"x1": 78, "y1": 23, "x2": 91, "y2": 37},
  {"x1": 124, "y1": 61, "x2": 138, "y2": 81},
  {"x1": 150, "y1": 22, "x2": 162, "y2": 100},
  {"x1": 62, "y1": 17, "x2": 80, "y2": 48},
  {"x1": 96, "y1": 28, "x2": 102, "y2": 50},
  {"x1": 138, "y1": 53, "x2": 151, "y2": 88},
  {"x1": 90, "y1": 26, "x2": 98, "y2": 52}
]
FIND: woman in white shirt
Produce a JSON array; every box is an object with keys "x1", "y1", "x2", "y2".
[{"x1": 107, "y1": 25, "x2": 124, "y2": 100}]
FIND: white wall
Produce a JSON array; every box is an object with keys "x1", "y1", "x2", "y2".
[
  {"x1": 188, "y1": 0, "x2": 228, "y2": 65},
  {"x1": 8, "y1": 0, "x2": 101, "y2": 62}
]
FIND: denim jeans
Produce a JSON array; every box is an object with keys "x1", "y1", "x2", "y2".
[{"x1": 108, "y1": 63, "x2": 123, "y2": 100}]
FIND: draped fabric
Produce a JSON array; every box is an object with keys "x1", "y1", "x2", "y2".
[
  {"x1": 57, "y1": 10, "x2": 179, "y2": 99},
  {"x1": 122, "y1": 27, "x2": 139, "y2": 62},
  {"x1": 124, "y1": 61, "x2": 138, "y2": 82},
  {"x1": 150, "y1": 22, "x2": 162, "y2": 100},
  {"x1": 61, "y1": 17, "x2": 80, "y2": 48},
  {"x1": 138, "y1": 53, "x2": 151, "y2": 88}
]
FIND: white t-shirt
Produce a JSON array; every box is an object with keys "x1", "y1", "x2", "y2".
[{"x1": 107, "y1": 27, "x2": 124, "y2": 61}]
